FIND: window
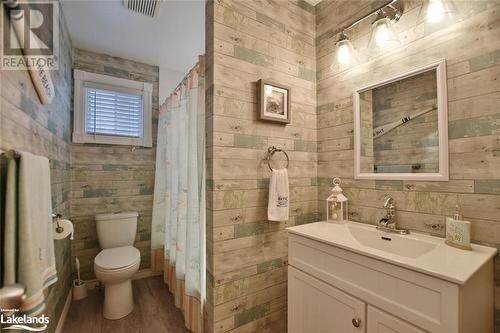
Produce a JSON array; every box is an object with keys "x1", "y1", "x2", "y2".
[
  {"x1": 73, "y1": 70, "x2": 152, "y2": 147},
  {"x1": 85, "y1": 87, "x2": 143, "y2": 138}
]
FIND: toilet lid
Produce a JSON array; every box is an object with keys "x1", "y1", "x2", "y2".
[{"x1": 94, "y1": 246, "x2": 140, "y2": 270}]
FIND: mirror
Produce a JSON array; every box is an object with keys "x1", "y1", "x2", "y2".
[{"x1": 354, "y1": 60, "x2": 448, "y2": 181}]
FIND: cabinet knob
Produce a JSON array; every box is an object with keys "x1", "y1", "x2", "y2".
[{"x1": 352, "y1": 318, "x2": 362, "y2": 328}]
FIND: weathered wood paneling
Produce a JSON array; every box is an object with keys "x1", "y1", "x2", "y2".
[
  {"x1": 206, "y1": 1, "x2": 500, "y2": 331},
  {"x1": 71, "y1": 49, "x2": 159, "y2": 280},
  {"x1": 206, "y1": 0, "x2": 317, "y2": 331},
  {"x1": 0, "y1": 3, "x2": 73, "y2": 332},
  {"x1": 316, "y1": 0, "x2": 500, "y2": 330}
]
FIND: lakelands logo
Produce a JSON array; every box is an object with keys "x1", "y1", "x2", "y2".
[
  {"x1": 1, "y1": 0, "x2": 59, "y2": 70},
  {"x1": 0, "y1": 311, "x2": 49, "y2": 332}
]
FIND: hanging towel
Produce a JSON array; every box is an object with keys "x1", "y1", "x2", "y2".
[
  {"x1": 3, "y1": 151, "x2": 57, "y2": 315},
  {"x1": 267, "y1": 168, "x2": 289, "y2": 221},
  {"x1": 3, "y1": 157, "x2": 18, "y2": 286}
]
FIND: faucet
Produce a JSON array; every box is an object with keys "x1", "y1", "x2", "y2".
[
  {"x1": 380, "y1": 197, "x2": 396, "y2": 227},
  {"x1": 377, "y1": 197, "x2": 409, "y2": 235}
]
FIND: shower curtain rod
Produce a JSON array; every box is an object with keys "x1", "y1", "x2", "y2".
[{"x1": 165, "y1": 54, "x2": 206, "y2": 102}]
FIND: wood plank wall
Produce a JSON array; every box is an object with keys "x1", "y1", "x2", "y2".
[
  {"x1": 0, "y1": 3, "x2": 73, "y2": 332},
  {"x1": 70, "y1": 49, "x2": 159, "y2": 280},
  {"x1": 316, "y1": 0, "x2": 500, "y2": 329},
  {"x1": 205, "y1": 0, "x2": 317, "y2": 331}
]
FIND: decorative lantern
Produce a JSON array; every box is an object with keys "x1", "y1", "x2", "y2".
[{"x1": 326, "y1": 178, "x2": 348, "y2": 222}]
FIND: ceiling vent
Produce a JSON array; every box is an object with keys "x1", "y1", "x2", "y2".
[{"x1": 123, "y1": 0, "x2": 161, "y2": 18}]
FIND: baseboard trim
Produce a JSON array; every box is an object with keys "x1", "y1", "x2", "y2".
[
  {"x1": 85, "y1": 269, "x2": 162, "y2": 290},
  {"x1": 54, "y1": 287, "x2": 72, "y2": 333},
  {"x1": 133, "y1": 268, "x2": 162, "y2": 281},
  {"x1": 85, "y1": 279, "x2": 100, "y2": 291}
]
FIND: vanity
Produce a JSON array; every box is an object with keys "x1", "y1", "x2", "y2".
[
  {"x1": 286, "y1": 57, "x2": 499, "y2": 332},
  {"x1": 287, "y1": 221, "x2": 497, "y2": 333}
]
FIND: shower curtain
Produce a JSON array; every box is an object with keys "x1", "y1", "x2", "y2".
[{"x1": 151, "y1": 56, "x2": 205, "y2": 333}]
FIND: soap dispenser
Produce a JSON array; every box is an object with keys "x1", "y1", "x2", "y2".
[{"x1": 445, "y1": 204, "x2": 472, "y2": 250}]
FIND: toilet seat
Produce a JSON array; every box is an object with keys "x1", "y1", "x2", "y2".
[{"x1": 94, "y1": 246, "x2": 140, "y2": 271}]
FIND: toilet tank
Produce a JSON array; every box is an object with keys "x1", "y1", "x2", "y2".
[{"x1": 95, "y1": 211, "x2": 138, "y2": 249}]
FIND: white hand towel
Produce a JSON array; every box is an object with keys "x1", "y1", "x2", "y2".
[
  {"x1": 267, "y1": 169, "x2": 289, "y2": 221},
  {"x1": 3, "y1": 151, "x2": 57, "y2": 315}
]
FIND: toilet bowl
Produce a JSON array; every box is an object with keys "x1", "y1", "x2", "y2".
[
  {"x1": 94, "y1": 246, "x2": 140, "y2": 319},
  {"x1": 94, "y1": 212, "x2": 140, "y2": 320}
]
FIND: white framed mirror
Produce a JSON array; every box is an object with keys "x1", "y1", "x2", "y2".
[{"x1": 353, "y1": 60, "x2": 449, "y2": 181}]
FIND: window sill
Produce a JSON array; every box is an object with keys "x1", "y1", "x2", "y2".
[{"x1": 72, "y1": 133, "x2": 152, "y2": 147}]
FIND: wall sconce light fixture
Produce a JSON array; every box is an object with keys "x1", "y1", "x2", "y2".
[
  {"x1": 369, "y1": 11, "x2": 400, "y2": 51},
  {"x1": 336, "y1": 31, "x2": 356, "y2": 65},
  {"x1": 418, "y1": 0, "x2": 459, "y2": 24},
  {"x1": 333, "y1": 0, "x2": 404, "y2": 66}
]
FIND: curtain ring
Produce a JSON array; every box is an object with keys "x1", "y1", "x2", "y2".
[{"x1": 266, "y1": 146, "x2": 289, "y2": 171}]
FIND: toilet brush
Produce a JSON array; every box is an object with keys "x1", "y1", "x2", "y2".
[
  {"x1": 76, "y1": 257, "x2": 82, "y2": 283},
  {"x1": 73, "y1": 257, "x2": 88, "y2": 300}
]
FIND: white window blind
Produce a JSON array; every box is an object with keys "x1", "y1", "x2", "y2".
[{"x1": 85, "y1": 86, "x2": 144, "y2": 138}]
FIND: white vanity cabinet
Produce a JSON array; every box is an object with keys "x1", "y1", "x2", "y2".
[
  {"x1": 288, "y1": 266, "x2": 365, "y2": 332},
  {"x1": 289, "y1": 266, "x2": 427, "y2": 333},
  {"x1": 287, "y1": 222, "x2": 496, "y2": 333},
  {"x1": 367, "y1": 306, "x2": 426, "y2": 333}
]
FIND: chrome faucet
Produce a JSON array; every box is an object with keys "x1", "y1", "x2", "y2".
[
  {"x1": 380, "y1": 197, "x2": 396, "y2": 227},
  {"x1": 377, "y1": 197, "x2": 409, "y2": 234}
]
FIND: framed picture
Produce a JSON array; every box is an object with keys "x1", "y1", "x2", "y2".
[{"x1": 258, "y1": 79, "x2": 291, "y2": 124}]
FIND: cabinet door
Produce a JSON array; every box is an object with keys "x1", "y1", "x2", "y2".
[
  {"x1": 288, "y1": 266, "x2": 365, "y2": 333},
  {"x1": 367, "y1": 306, "x2": 426, "y2": 333}
]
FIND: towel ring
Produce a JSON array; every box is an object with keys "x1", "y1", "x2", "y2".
[{"x1": 266, "y1": 146, "x2": 289, "y2": 171}]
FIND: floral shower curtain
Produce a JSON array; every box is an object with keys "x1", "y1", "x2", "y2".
[{"x1": 151, "y1": 56, "x2": 205, "y2": 333}]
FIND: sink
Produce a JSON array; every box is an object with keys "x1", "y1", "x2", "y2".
[
  {"x1": 287, "y1": 221, "x2": 497, "y2": 332},
  {"x1": 287, "y1": 221, "x2": 498, "y2": 284},
  {"x1": 347, "y1": 223, "x2": 436, "y2": 259}
]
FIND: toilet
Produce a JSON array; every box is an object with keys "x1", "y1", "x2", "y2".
[{"x1": 94, "y1": 211, "x2": 141, "y2": 320}]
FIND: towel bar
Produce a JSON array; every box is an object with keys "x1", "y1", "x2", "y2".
[
  {"x1": 52, "y1": 213, "x2": 65, "y2": 234},
  {"x1": 266, "y1": 146, "x2": 289, "y2": 171},
  {"x1": 0, "y1": 149, "x2": 21, "y2": 157}
]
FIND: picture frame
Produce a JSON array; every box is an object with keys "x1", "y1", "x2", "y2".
[{"x1": 258, "y1": 79, "x2": 291, "y2": 124}]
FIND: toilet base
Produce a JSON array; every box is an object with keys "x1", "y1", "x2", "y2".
[{"x1": 103, "y1": 279, "x2": 134, "y2": 320}]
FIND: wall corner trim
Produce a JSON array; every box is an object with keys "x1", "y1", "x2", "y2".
[{"x1": 54, "y1": 287, "x2": 73, "y2": 333}]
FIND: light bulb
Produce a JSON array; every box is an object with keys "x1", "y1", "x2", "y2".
[
  {"x1": 369, "y1": 17, "x2": 399, "y2": 51},
  {"x1": 335, "y1": 33, "x2": 356, "y2": 66},
  {"x1": 427, "y1": 0, "x2": 445, "y2": 23},
  {"x1": 337, "y1": 43, "x2": 350, "y2": 64},
  {"x1": 375, "y1": 24, "x2": 390, "y2": 46},
  {"x1": 417, "y1": 0, "x2": 459, "y2": 25}
]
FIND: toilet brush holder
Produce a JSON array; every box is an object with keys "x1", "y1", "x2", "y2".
[{"x1": 73, "y1": 279, "x2": 88, "y2": 301}]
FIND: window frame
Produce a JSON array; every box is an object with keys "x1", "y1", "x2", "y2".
[{"x1": 73, "y1": 69, "x2": 153, "y2": 147}]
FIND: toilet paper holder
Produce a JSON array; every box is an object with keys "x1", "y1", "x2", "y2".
[
  {"x1": 52, "y1": 214, "x2": 74, "y2": 240},
  {"x1": 52, "y1": 213, "x2": 64, "y2": 233}
]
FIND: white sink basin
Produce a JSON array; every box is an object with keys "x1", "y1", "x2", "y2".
[
  {"x1": 347, "y1": 223, "x2": 437, "y2": 259},
  {"x1": 287, "y1": 221, "x2": 498, "y2": 284}
]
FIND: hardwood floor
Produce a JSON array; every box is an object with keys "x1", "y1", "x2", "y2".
[{"x1": 62, "y1": 276, "x2": 189, "y2": 333}]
